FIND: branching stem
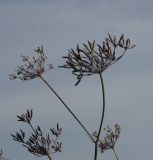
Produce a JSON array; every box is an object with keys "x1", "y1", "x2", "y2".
[
  {"x1": 28, "y1": 122, "x2": 44, "y2": 146},
  {"x1": 39, "y1": 75, "x2": 95, "y2": 142}
]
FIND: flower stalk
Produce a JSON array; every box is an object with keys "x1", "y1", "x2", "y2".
[
  {"x1": 113, "y1": 148, "x2": 119, "y2": 160},
  {"x1": 39, "y1": 75, "x2": 94, "y2": 142},
  {"x1": 94, "y1": 73, "x2": 105, "y2": 160}
]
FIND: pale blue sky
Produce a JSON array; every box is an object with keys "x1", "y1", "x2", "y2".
[{"x1": 0, "y1": 0, "x2": 153, "y2": 160}]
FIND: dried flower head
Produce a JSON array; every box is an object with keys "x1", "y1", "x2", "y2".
[
  {"x1": 11, "y1": 109, "x2": 62, "y2": 159},
  {"x1": 17, "y1": 109, "x2": 33, "y2": 123},
  {"x1": 50, "y1": 123, "x2": 62, "y2": 138},
  {"x1": 51, "y1": 141, "x2": 62, "y2": 153},
  {"x1": 9, "y1": 46, "x2": 53, "y2": 81},
  {"x1": 60, "y1": 34, "x2": 135, "y2": 86},
  {"x1": 92, "y1": 124, "x2": 121, "y2": 153}
]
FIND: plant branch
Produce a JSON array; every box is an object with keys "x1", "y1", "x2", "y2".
[
  {"x1": 39, "y1": 75, "x2": 95, "y2": 142},
  {"x1": 112, "y1": 148, "x2": 119, "y2": 160},
  {"x1": 47, "y1": 154, "x2": 52, "y2": 160},
  {"x1": 94, "y1": 73, "x2": 105, "y2": 160},
  {"x1": 28, "y1": 122, "x2": 45, "y2": 147}
]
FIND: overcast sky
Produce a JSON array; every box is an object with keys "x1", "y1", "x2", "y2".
[{"x1": 0, "y1": 0, "x2": 153, "y2": 160}]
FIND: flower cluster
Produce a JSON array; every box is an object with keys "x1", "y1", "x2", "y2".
[
  {"x1": 17, "y1": 109, "x2": 33, "y2": 123},
  {"x1": 92, "y1": 124, "x2": 121, "y2": 153},
  {"x1": 50, "y1": 123, "x2": 62, "y2": 138},
  {"x1": 11, "y1": 109, "x2": 62, "y2": 159},
  {"x1": 9, "y1": 46, "x2": 53, "y2": 81},
  {"x1": 60, "y1": 34, "x2": 135, "y2": 86}
]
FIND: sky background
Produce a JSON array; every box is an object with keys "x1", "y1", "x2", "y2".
[{"x1": 0, "y1": 0, "x2": 153, "y2": 160}]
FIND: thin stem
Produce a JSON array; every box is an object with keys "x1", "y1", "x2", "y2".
[
  {"x1": 29, "y1": 123, "x2": 36, "y2": 135},
  {"x1": 28, "y1": 122, "x2": 44, "y2": 146},
  {"x1": 94, "y1": 73, "x2": 105, "y2": 160},
  {"x1": 39, "y1": 75, "x2": 95, "y2": 142},
  {"x1": 47, "y1": 154, "x2": 52, "y2": 160},
  {"x1": 112, "y1": 148, "x2": 119, "y2": 160}
]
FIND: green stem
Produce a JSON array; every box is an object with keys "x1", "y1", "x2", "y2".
[
  {"x1": 39, "y1": 76, "x2": 95, "y2": 142},
  {"x1": 94, "y1": 73, "x2": 105, "y2": 160}
]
